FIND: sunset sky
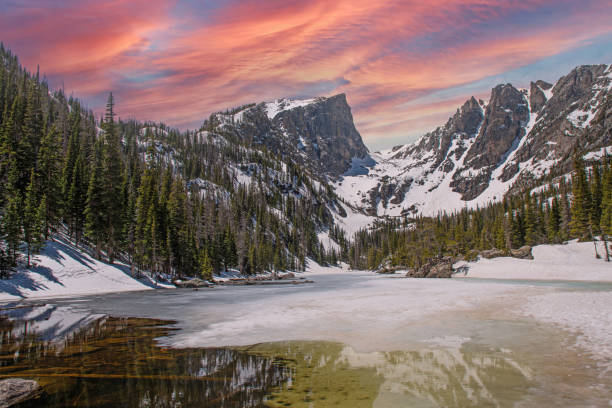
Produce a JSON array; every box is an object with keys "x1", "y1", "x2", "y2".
[{"x1": 1, "y1": 0, "x2": 611, "y2": 150}]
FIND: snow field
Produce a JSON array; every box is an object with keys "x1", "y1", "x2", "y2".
[{"x1": 0, "y1": 236, "x2": 172, "y2": 302}]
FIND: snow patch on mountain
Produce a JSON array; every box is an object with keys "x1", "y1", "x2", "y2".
[{"x1": 264, "y1": 97, "x2": 319, "y2": 119}]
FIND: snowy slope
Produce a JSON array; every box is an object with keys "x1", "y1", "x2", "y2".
[
  {"x1": 454, "y1": 240, "x2": 612, "y2": 282},
  {"x1": 0, "y1": 236, "x2": 172, "y2": 302}
]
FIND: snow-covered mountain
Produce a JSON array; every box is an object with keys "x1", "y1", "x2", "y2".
[
  {"x1": 139, "y1": 63, "x2": 611, "y2": 237},
  {"x1": 336, "y1": 64, "x2": 612, "y2": 217}
]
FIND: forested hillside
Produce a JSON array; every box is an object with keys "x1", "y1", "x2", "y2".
[{"x1": 0, "y1": 45, "x2": 346, "y2": 279}]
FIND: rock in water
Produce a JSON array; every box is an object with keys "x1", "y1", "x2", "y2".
[{"x1": 0, "y1": 378, "x2": 41, "y2": 407}]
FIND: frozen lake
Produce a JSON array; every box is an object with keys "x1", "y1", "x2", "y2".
[{"x1": 2, "y1": 270, "x2": 612, "y2": 406}]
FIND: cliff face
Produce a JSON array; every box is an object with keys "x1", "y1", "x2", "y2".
[
  {"x1": 334, "y1": 64, "x2": 612, "y2": 217},
  {"x1": 209, "y1": 94, "x2": 369, "y2": 178}
]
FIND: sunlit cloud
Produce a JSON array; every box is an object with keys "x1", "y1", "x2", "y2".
[{"x1": 1, "y1": 0, "x2": 610, "y2": 150}]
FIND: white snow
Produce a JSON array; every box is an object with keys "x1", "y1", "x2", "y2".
[
  {"x1": 454, "y1": 240, "x2": 612, "y2": 282},
  {"x1": 264, "y1": 97, "x2": 319, "y2": 119},
  {"x1": 317, "y1": 230, "x2": 341, "y2": 252},
  {"x1": 332, "y1": 201, "x2": 376, "y2": 236},
  {"x1": 0, "y1": 236, "x2": 172, "y2": 302},
  {"x1": 584, "y1": 146, "x2": 610, "y2": 161}
]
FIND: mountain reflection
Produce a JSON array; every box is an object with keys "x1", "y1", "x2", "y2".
[
  {"x1": 0, "y1": 305, "x2": 534, "y2": 408},
  {"x1": 0, "y1": 306, "x2": 290, "y2": 408}
]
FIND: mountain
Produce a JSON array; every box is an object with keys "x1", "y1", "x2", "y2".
[
  {"x1": 335, "y1": 64, "x2": 612, "y2": 217},
  {"x1": 204, "y1": 94, "x2": 370, "y2": 177},
  {"x1": 0, "y1": 46, "x2": 366, "y2": 278}
]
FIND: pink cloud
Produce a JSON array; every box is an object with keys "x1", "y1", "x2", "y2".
[{"x1": 2, "y1": 0, "x2": 610, "y2": 147}]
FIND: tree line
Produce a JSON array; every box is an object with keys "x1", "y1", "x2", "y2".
[{"x1": 348, "y1": 154, "x2": 612, "y2": 270}]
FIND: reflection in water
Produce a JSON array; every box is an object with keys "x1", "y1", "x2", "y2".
[
  {"x1": 0, "y1": 307, "x2": 290, "y2": 407},
  {"x1": 246, "y1": 341, "x2": 532, "y2": 408},
  {"x1": 0, "y1": 304, "x2": 575, "y2": 407}
]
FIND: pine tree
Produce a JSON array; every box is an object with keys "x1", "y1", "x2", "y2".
[
  {"x1": 101, "y1": 93, "x2": 124, "y2": 263},
  {"x1": 601, "y1": 161, "x2": 612, "y2": 236},
  {"x1": 547, "y1": 197, "x2": 561, "y2": 243},
  {"x1": 2, "y1": 192, "x2": 22, "y2": 265},
  {"x1": 66, "y1": 156, "x2": 87, "y2": 243},
  {"x1": 524, "y1": 194, "x2": 537, "y2": 246},
  {"x1": 570, "y1": 155, "x2": 592, "y2": 240},
  {"x1": 23, "y1": 171, "x2": 44, "y2": 267},
  {"x1": 590, "y1": 163, "x2": 603, "y2": 234},
  {"x1": 37, "y1": 124, "x2": 62, "y2": 237},
  {"x1": 199, "y1": 248, "x2": 213, "y2": 280},
  {"x1": 85, "y1": 140, "x2": 107, "y2": 259},
  {"x1": 600, "y1": 161, "x2": 612, "y2": 261}
]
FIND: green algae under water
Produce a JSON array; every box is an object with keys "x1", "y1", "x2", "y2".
[{"x1": 0, "y1": 307, "x2": 610, "y2": 407}]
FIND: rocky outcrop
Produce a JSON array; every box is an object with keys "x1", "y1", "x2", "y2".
[
  {"x1": 480, "y1": 249, "x2": 507, "y2": 259},
  {"x1": 529, "y1": 80, "x2": 552, "y2": 114},
  {"x1": 479, "y1": 246, "x2": 533, "y2": 260},
  {"x1": 510, "y1": 246, "x2": 534, "y2": 260},
  {"x1": 213, "y1": 94, "x2": 370, "y2": 178},
  {"x1": 501, "y1": 64, "x2": 612, "y2": 188},
  {"x1": 405, "y1": 257, "x2": 454, "y2": 278},
  {"x1": 173, "y1": 278, "x2": 212, "y2": 288},
  {"x1": 375, "y1": 265, "x2": 407, "y2": 274},
  {"x1": 0, "y1": 378, "x2": 41, "y2": 407},
  {"x1": 452, "y1": 84, "x2": 530, "y2": 200}
]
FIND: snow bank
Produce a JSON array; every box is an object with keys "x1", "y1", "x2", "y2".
[
  {"x1": 455, "y1": 241, "x2": 612, "y2": 282},
  {"x1": 0, "y1": 237, "x2": 172, "y2": 302}
]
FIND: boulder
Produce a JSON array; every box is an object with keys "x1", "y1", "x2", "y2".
[
  {"x1": 0, "y1": 378, "x2": 41, "y2": 407},
  {"x1": 480, "y1": 249, "x2": 507, "y2": 259},
  {"x1": 424, "y1": 259, "x2": 454, "y2": 278},
  {"x1": 277, "y1": 272, "x2": 296, "y2": 280},
  {"x1": 406, "y1": 257, "x2": 454, "y2": 278},
  {"x1": 510, "y1": 246, "x2": 534, "y2": 260},
  {"x1": 173, "y1": 278, "x2": 212, "y2": 288}
]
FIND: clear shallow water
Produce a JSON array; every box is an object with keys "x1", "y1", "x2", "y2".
[{"x1": 1, "y1": 272, "x2": 611, "y2": 407}]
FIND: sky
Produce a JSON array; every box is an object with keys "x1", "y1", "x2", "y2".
[{"x1": 1, "y1": 0, "x2": 611, "y2": 151}]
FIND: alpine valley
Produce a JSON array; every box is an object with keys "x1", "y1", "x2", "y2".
[{"x1": 1, "y1": 42, "x2": 612, "y2": 281}]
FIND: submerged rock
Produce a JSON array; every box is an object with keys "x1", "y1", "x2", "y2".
[{"x1": 0, "y1": 378, "x2": 41, "y2": 407}]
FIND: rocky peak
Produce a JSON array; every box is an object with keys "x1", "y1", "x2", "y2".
[
  {"x1": 272, "y1": 93, "x2": 369, "y2": 176},
  {"x1": 545, "y1": 65, "x2": 608, "y2": 115},
  {"x1": 450, "y1": 84, "x2": 529, "y2": 199},
  {"x1": 210, "y1": 94, "x2": 370, "y2": 178},
  {"x1": 335, "y1": 64, "x2": 611, "y2": 218},
  {"x1": 529, "y1": 80, "x2": 552, "y2": 114},
  {"x1": 448, "y1": 96, "x2": 484, "y2": 136}
]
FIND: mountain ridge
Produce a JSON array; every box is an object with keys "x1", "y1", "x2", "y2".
[{"x1": 335, "y1": 63, "x2": 612, "y2": 217}]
